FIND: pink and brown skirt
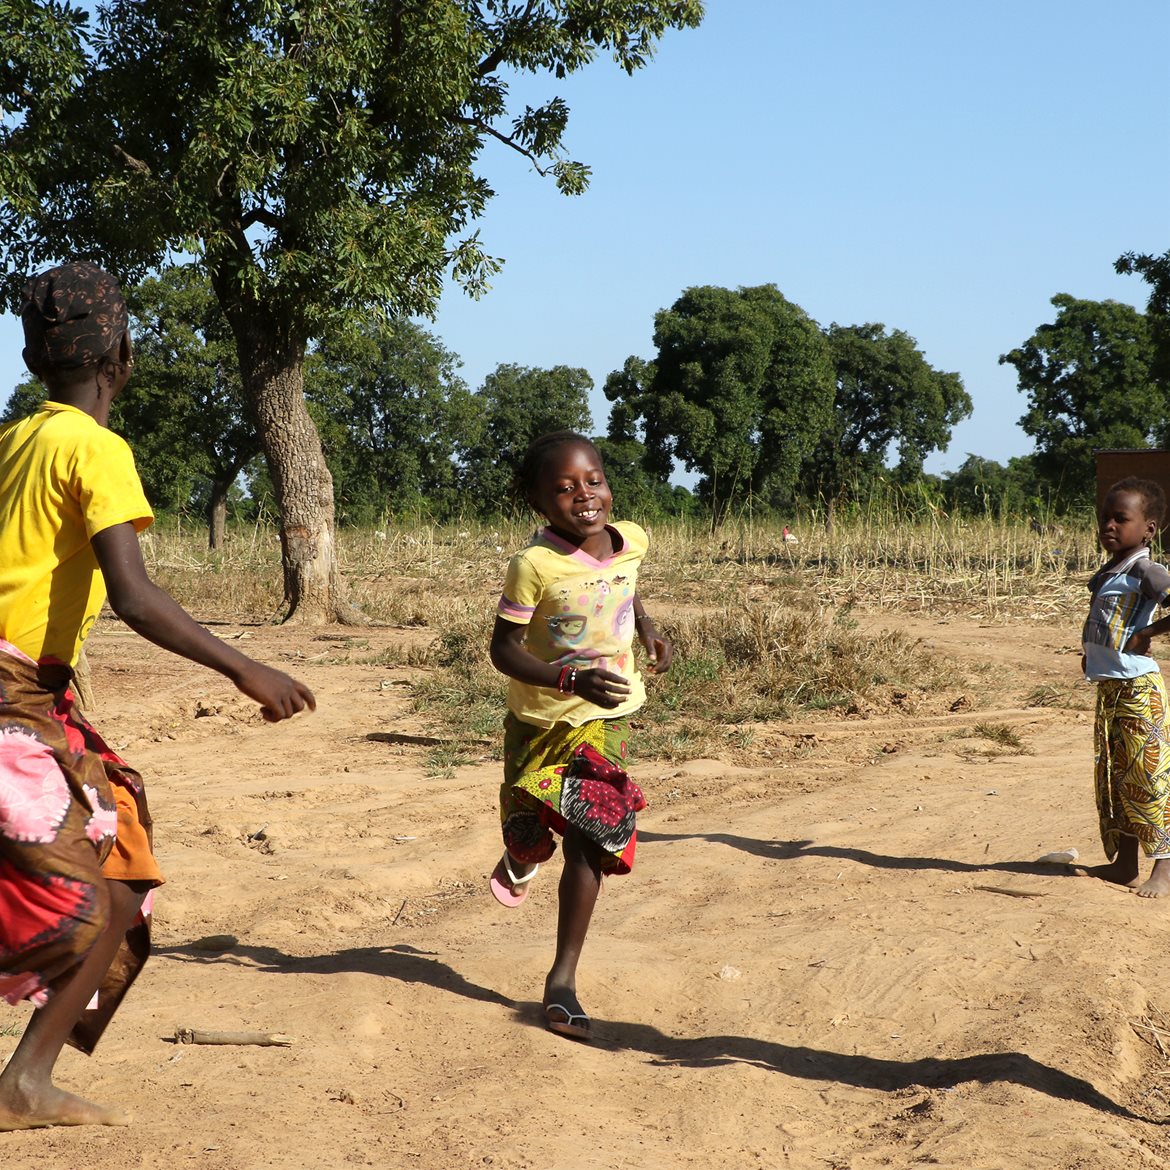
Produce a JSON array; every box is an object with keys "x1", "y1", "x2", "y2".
[{"x1": 0, "y1": 641, "x2": 161, "y2": 1054}]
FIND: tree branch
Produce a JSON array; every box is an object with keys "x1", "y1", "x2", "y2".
[
  {"x1": 477, "y1": 0, "x2": 538, "y2": 77},
  {"x1": 240, "y1": 207, "x2": 285, "y2": 231},
  {"x1": 455, "y1": 114, "x2": 551, "y2": 176},
  {"x1": 112, "y1": 144, "x2": 151, "y2": 175}
]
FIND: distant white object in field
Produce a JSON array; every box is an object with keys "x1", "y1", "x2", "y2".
[
  {"x1": 782, "y1": 525, "x2": 798, "y2": 544},
  {"x1": 1035, "y1": 848, "x2": 1079, "y2": 864}
]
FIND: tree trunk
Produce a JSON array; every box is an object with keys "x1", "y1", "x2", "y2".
[
  {"x1": 825, "y1": 495, "x2": 836, "y2": 537},
  {"x1": 207, "y1": 479, "x2": 229, "y2": 550},
  {"x1": 219, "y1": 300, "x2": 352, "y2": 624}
]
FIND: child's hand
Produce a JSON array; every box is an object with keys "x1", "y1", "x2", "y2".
[
  {"x1": 232, "y1": 661, "x2": 317, "y2": 722},
  {"x1": 643, "y1": 634, "x2": 673, "y2": 674},
  {"x1": 574, "y1": 668, "x2": 631, "y2": 709},
  {"x1": 1126, "y1": 629, "x2": 1153, "y2": 656}
]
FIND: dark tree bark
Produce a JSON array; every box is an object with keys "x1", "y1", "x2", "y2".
[
  {"x1": 207, "y1": 479, "x2": 229, "y2": 550},
  {"x1": 213, "y1": 273, "x2": 353, "y2": 623}
]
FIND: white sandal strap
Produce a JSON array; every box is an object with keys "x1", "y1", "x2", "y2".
[{"x1": 504, "y1": 857, "x2": 539, "y2": 886}]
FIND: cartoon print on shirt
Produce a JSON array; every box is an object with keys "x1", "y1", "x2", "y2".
[
  {"x1": 592, "y1": 579, "x2": 610, "y2": 615},
  {"x1": 613, "y1": 597, "x2": 634, "y2": 639},
  {"x1": 546, "y1": 613, "x2": 588, "y2": 646}
]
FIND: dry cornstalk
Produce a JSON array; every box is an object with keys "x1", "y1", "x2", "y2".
[
  {"x1": 1131, "y1": 1019, "x2": 1170, "y2": 1059},
  {"x1": 174, "y1": 1027, "x2": 294, "y2": 1047}
]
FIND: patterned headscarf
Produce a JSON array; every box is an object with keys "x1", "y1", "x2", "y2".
[{"x1": 20, "y1": 261, "x2": 130, "y2": 371}]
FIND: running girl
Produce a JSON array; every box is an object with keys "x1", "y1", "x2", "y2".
[{"x1": 488, "y1": 431, "x2": 672, "y2": 1040}]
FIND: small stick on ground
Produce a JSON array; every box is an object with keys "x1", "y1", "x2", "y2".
[
  {"x1": 174, "y1": 1027, "x2": 294, "y2": 1046},
  {"x1": 972, "y1": 885, "x2": 1046, "y2": 899}
]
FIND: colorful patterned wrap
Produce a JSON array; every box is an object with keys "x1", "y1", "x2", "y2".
[
  {"x1": 499, "y1": 714, "x2": 645, "y2": 875},
  {"x1": 1094, "y1": 671, "x2": 1170, "y2": 860},
  {"x1": 0, "y1": 641, "x2": 159, "y2": 1053}
]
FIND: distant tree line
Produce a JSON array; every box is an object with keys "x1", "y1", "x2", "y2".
[
  {"x1": 5, "y1": 2, "x2": 1162, "y2": 617},
  {"x1": 5, "y1": 258, "x2": 1169, "y2": 539}
]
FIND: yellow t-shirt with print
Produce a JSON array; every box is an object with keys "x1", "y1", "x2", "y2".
[
  {"x1": 497, "y1": 520, "x2": 648, "y2": 729},
  {"x1": 0, "y1": 402, "x2": 153, "y2": 665}
]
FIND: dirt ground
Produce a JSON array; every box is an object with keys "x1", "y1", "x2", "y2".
[{"x1": 4, "y1": 606, "x2": 1170, "y2": 1169}]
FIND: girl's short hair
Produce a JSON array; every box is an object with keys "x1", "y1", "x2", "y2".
[
  {"x1": 1108, "y1": 476, "x2": 1168, "y2": 524},
  {"x1": 515, "y1": 431, "x2": 601, "y2": 500}
]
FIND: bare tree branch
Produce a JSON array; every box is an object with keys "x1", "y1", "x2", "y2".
[
  {"x1": 477, "y1": 0, "x2": 538, "y2": 77},
  {"x1": 112, "y1": 144, "x2": 150, "y2": 175},
  {"x1": 455, "y1": 114, "x2": 551, "y2": 176},
  {"x1": 240, "y1": 207, "x2": 285, "y2": 231}
]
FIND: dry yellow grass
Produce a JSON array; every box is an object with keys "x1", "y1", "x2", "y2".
[
  {"x1": 135, "y1": 511, "x2": 1100, "y2": 765},
  {"x1": 143, "y1": 510, "x2": 1102, "y2": 624}
]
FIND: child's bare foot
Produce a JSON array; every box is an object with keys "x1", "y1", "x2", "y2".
[
  {"x1": 1136, "y1": 858, "x2": 1170, "y2": 899},
  {"x1": 1070, "y1": 859, "x2": 1142, "y2": 887},
  {"x1": 0, "y1": 1079, "x2": 131, "y2": 1130}
]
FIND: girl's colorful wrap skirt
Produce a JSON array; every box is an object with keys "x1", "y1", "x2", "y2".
[
  {"x1": 500, "y1": 714, "x2": 645, "y2": 874},
  {"x1": 0, "y1": 640, "x2": 162, "y2": 1054},
  {"x1": 1095, "y1": 671, "x2": 1170, "y2": 860}
]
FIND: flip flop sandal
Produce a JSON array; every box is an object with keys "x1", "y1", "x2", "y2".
[
  {"x1": 489, "y1": 853, "x2": 539, "y2": 907},
  {"x1": 544, "y1": 1002, "x2": 592, "y2": 1042}
]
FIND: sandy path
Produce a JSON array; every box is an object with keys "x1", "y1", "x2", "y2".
[{"x1": 3, "y1": 612, "x2": 1169, "y2": 1169}]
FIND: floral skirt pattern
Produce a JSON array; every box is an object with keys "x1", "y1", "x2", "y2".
[
  {"x1": 1095, "y1": 672, "x2": 1170, "y2": 860},
  {"x1": 500, "y1": 714, "x2": 645, "y2": 875},
  {"x1": 0, "y1": 641, "x2": 157, "y2": 1054}
]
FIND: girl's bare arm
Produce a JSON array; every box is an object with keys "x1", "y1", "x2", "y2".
[
  {"x1": 91, "y1": 522, "x2": 315, "y2": 721},
  {"x1": 632, "y1": 594, "x2": 672, "y2": 673},
  {"x1": 489, "y1": 616, "x2": 629, "y2": 709}
]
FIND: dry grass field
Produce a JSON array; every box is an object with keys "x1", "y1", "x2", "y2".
[{"x1": 5, "y1": 512, "x2": 1170, "y2": 1169}]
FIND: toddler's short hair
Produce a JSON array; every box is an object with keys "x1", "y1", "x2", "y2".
[{"x1": 1108, "y1": 476, "x2": 1167, "y2": 524}]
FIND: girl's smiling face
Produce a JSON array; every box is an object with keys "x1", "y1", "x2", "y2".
[
  {"x1": 529, "y1": 441, "x2": 613, "y2": 550},
  {"x1": 1099, "y1": 489, "x2": 1157, "y2": 557}
]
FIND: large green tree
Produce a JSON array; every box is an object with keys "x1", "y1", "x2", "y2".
[
  {"x1": 1, "y1": 0, "x2": 703, "y2": 620},
  {"x1": 939, "y1": 453, "x2": 1041, "y2": 518},
  {"x1": 1117, "y1": 249, "x2": 1170, "y2": 387},
  {"x1": 1000, "y1": 293, "x2": 1161, "y2": 504},
  {"x1": 801, "y1": 323, "x2": 971, "y2": 522},
  {"x1": 122, "y1": 267, "x2": 259, "y2": 547},
  {"x1": 310, "y1": 319, "x2": 477, "y2": 524},
  {"x1": 461, "y1": 363, "x2": 593, "y2": 512},
  {"x1": 605, "y1": 284, "x2": 835, "y2": 521},
  {"x1": 593, "y1": 435, "x2": 694, "y2": 521}
]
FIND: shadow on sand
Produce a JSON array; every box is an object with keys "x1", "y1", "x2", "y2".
[
  {"x1": 156, "y1": 940, "x2": 1159, "y2": 1124},
  {"x1": 638, "y1": 831, "x2": 1074, "y2": 876}
]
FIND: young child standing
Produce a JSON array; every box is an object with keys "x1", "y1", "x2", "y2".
[
  {"x1": 1077, "y1": 476, "x2": 1170, "y2": 898},
  {"x1": 488, "y1": 431, "x2": 672, "y2": 1040},
  {"x1": 0, "y1": 262, "x2": 315, "y2": 1130}
]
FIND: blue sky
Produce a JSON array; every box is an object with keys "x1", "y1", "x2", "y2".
[{"x1": 2, "y1": 0, "x2": 1167, "y2": 475}]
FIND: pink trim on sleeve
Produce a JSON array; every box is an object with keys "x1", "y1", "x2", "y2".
[{"x1": 497, "y1": 594, "x2": 534, "y2": 624}]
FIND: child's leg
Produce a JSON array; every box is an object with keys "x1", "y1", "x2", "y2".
[
  {"x1": 543, "y1": 826, "x2": 603, "y2": 1027},
  {"x1": 0, "y1": 878, "x2": 148, "y2": 1131}
]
